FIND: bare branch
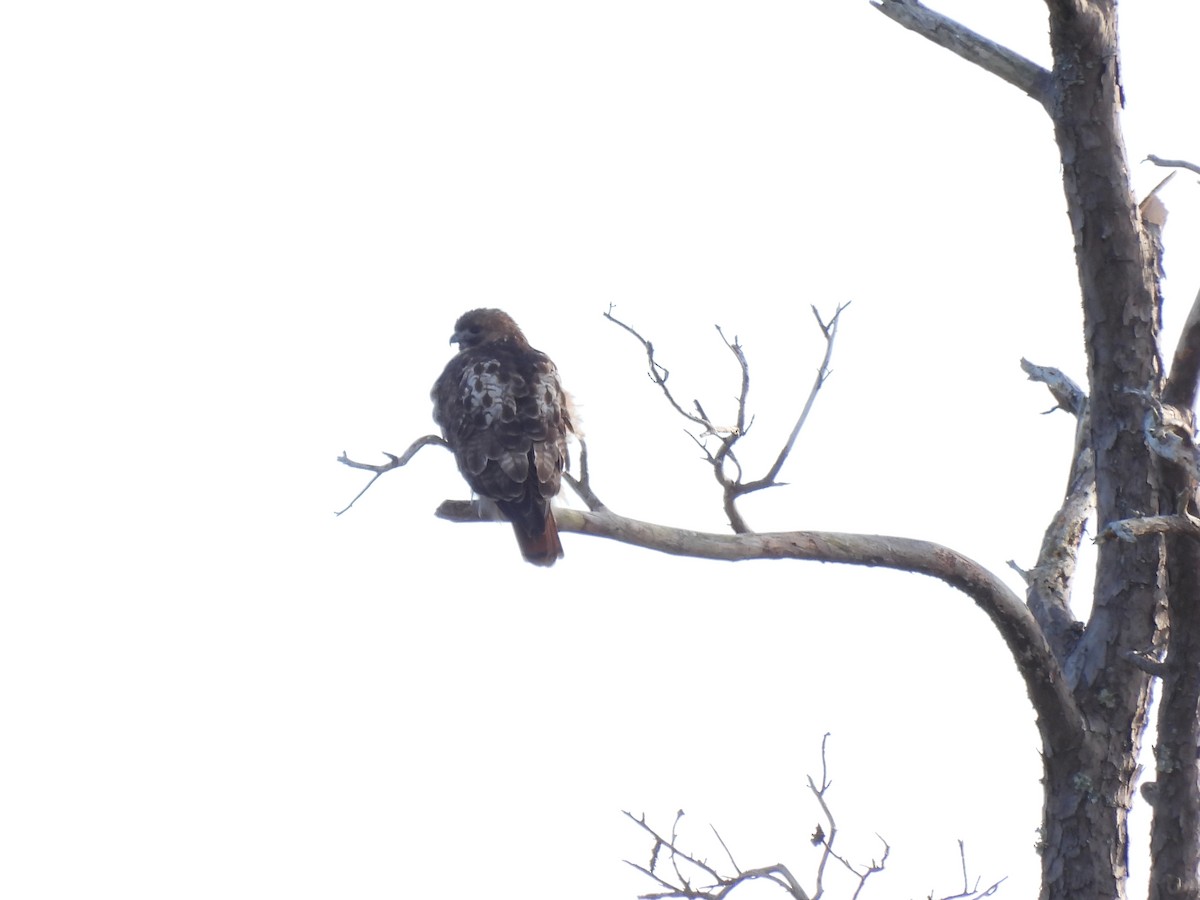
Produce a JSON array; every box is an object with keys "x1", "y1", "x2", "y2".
[
  {"x1": 1019, "y1": 359, "x2": 1092, "y2": 662},
  {"x1": 1123, "y1": 650, "x2": 1167, "y2": 679},
  {"x1": 604, "y1": 306, "x2": 712, "y2": 431},
  {"x1": 1146, "y1": 154, "x2": 1200, "y2": 178},
  {"x1": 1165, "y1": 285, "x2": 1200, "y2": 413},
  {"x1": 746, "y1": 303, "x2": 848, "y2": 492},
  {"x1": 621, "y1": 810, "x2": 806, "y2": 900},
  {"x1": 870, "y1": 0, "x2": 1053, "y2": 106},
  {"x1": 625, "y1": 744, "x2": 924, "y2": 900},
  {"x1": 606, "y1": 305, "x2": 848, "y2": 535},
  {"x1": 849, "y1": 839, "x2": 889, "y2": 900},
  {"x1": 669, "y1": 810, "x2": 691, "y2": 891},
  {"x1": 805, "y1": 745, "x2": 889, "y2": 900},
  {"x1": 809, "y1": 750, "x2": 835, "y2": 899},
  {"x1": 1101, "y1": 513, "x2": 1200, "y2": 543},
  {"x1": 334, "y1": 436, "x2": 448, "y2": 515},
  {"x1": 562, "y1": 439, "x2": 607, "y2": 512},
  {"x1": 733, "y1": 865, "x2": 807, "y2": 899},
  {"x1": 711, "y1": 826, "x2": 740, "y2": 876},
  {"x1": 1021, "y1": 359, "x2": 1087, "y2": 418},
  {"x1": 557, "y1": 505, "x2": 1084, "y2": 757}
]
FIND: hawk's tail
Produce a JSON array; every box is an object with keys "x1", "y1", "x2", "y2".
[{"x1": 499, "y1": 497, "x2": 564, "y2": 567}]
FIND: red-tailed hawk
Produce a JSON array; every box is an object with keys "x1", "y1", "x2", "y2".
[{"x1": 432, "y1": 309, "x2": 575, "y2": 566}]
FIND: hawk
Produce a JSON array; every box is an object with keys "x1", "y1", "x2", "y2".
[{"x1": 432, "y1": 309, "x2": 575, "y2": 566}]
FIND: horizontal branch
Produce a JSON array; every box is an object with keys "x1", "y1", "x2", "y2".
[
  {"x1": 437, "y1": 499, "x2": 1082, "y2": 751},
  {"x1": 550, "y1": 505, "x2": 1083, "y2": 755},
  {"x1": 871, "y1": 0, "x2": 1052, "y2": 107}
]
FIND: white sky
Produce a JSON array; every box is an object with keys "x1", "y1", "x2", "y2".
[{"x1": 3, "y1": 2, "x2": 1198, "y2": 898}]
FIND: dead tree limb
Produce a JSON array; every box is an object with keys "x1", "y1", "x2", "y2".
[
  {"x1": 538, "y1": 504, "x2": 1085, "y2": 757},
  {"x1": 624, "y1": 737, "x2": 998, "y2": 900},
  {"x1": 869, "y1": 0, "x2": 1052, "y2": 105},
  {"x1": 1146, "y1": 155, "x2": 1200, "y2": 178},
  {"x1": 335, "y1": 435, "x2": 448, "y2": 515},
  {"x1": 1011, "y1": 360, "x2": 1092, "y2": 661},
  {"x1": 605, "y1": 304, "x2": 848, "y2": 534}
]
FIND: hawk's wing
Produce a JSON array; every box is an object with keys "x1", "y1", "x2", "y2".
[{"x1": 433, "y1": 341, "x2": 572, "y2": 565}]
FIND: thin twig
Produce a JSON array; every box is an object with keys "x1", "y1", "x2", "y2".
[
  {"x1": 335, "y1": 435, "x2": 448, "y2": 515},
  {"x1": 715, "y1": 325, "x2": 751, "y2": 438},
  {"x1": 819, "y1": 732, "x2": 832, "y2": 791},
  {"x1": 604, "y1": 306, "x2": 711, "y2": 430},
  {"x1": 711, "y1": 826, "x2": 740, "y2": 875},
  {"x1": 933, "y1": 840, "x2": 1007, "y2": 900},
  {"x1": 623, "y1": 810, "x2": 811, "y2": 900},
  {"x1": 605, "y1": 303, "x2": 849, "y2": 534},
  {"x1": 623, "y1": 742, "x2": 997, "y2": 900},
  {"x1": 736, "y1": 302, "x2": 849, "y2": 495},
  {"x1": 848, "y1": 837, "x2": 889, "y2": 900},
  {"x1": 670, "y1": 810, "x2": 690, "y2": 890},
  {"x1": 809, "y1": 735, "x2": 837, "y2": 899},
  {"x1": 562, "y1": 438, "x2": 606, "y2": 511},
  {"x1": 622, "y1": 811, "x2": 724, "y2": 886}
]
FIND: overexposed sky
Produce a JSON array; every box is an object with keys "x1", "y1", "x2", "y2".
[{"x1": 3, "y1": 2, "x2": 1198, "y2": 898}]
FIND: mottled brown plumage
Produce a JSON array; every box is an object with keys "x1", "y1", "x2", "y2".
[{"x1": 432, "y1": 309, "x2": 574, "y2": 566}]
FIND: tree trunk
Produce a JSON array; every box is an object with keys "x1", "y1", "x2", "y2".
[
  {"x1": 1041, "y1": 2, "x2": 1165, "y2": 898},
  {"x1": 1151, "y1": 303, "x2": 1200, "y2": 900}
]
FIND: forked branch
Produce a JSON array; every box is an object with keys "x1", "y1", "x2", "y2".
[
  {"x1": 335, "y1": 435, "x2": 448, "y2": 515},
  {"x1": 624, "y1": 737, "x2": 1001, "y2": 900},
  {"x1": 622, "y1": 809, "x2": 808, "y2": 900},
  {"x1": 807, "y1": 733, "x2": 890, "y2": 900},
  {"x1": 605, "y1": 304, "x2": 848, "y2": 533}
]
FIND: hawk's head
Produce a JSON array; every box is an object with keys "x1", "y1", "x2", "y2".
[{"x1": 450, "y1": 308, "x2": 529, "y2": 350}]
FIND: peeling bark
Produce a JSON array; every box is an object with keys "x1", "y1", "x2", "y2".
[{"x1": 1044, "y1": 5, "x2": 1165, "y2": 896}]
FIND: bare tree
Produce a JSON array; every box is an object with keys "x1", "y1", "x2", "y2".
[{"x1": 340, "y1": 1, "x2": 1199, "y2": 898}]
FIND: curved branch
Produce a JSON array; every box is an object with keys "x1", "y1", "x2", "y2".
[
  {"x1": 604, "y1": 306, "x2": 711, "y2": 431},
  {"x1": 554, "y1": 505, "x2": 1084, "y2": 756},
  {"x1": 1165, "y1": 285, "x2": 1200, "y2": 412},
  {"x1": 436, "y1": 497, "x2": 1084, "y2": 752},
  {"x1": 1146, "y1": 155, "x2": 1200, "y2": 178}
]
